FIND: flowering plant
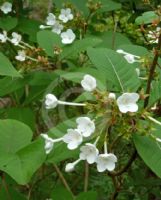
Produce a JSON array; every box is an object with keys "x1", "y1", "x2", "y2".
[{"x1": 0, "y1": 0, "x2": 161, "y2": 199}]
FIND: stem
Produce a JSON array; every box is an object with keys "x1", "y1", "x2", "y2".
[
  {"x1": 58, "y1": 100, "x2": 86, "y2": 106},
  {"x1": 104, "y1": 141, "x2": 108, "y2": 154},
  {"x1": 144, "y1": 33, "x2": 161, "y2": 108},
  {"x1": 53, "y1": 164, "x2": 74, "y2": 197},
  {"x1": 84, "y1": 162, "x2": 89, "y2": 192}
]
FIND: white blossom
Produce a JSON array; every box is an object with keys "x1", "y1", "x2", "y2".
[
  {"x1": 0, "y1": 31, "x2": 7, "y2": 43},
  {"x1": 41, "y1": 134, "x2": 63, "y2": 154},
  {"x1": 81, "y1": 74, "x2": 97, "y2": 92},
  {"x1": 58, "y1": 8, "x2": 73, "y2": 23},
  {"x1": 147, "y1": 27, "x2": 161, "y2": 44},
  {"x1": 11, "y1": 32, "x2": 22, "y2": 46},
  {"x1": 76, "y1": 117, "x2": 95, "y2": 137},
  {"x1": 65, "y1": 158, "x2": 82, "y2": 172},
  {"x1": 79, "y1": 143, "x2": 99, "y2": 164},
  {"x1": 116, "y1": 49, "x2": 140, "y2": 64},
  {"x1": 45, "y1": 94, "x2": 86, "y2": 109},
  {"x1": 123, "y1": 54, "x2": 136, "y2": 64},
  {"x1": 0, "y1": 2, "x2": 12, "y2": 14},
  {"x1": 51, "y1": 21, "x2": 64, "y2": 34},
  {"x1": 96, "y1": 153, "x2": 117, "y2": 172},
  {"x1": 60, "y1": 29, "x2": 76, "y2": 44},
  {"x1": 45, "y1": 94, "x2": 58, "y2": 109},
  {"x1": 117, "y1": 93, "x2": 139, "y2": 113},
  {"x1": 15, "y1": 50, "x2": 26, "y2": 62},
  {"x1": 46, "y1": 13, "x2": 56, "y2": 25},
  {"x1": 63, "y1": 129, "x2": 83, "y2": 150},
  {"x1": 108, "y1": 93, "x2": 116, "y2": 100}
]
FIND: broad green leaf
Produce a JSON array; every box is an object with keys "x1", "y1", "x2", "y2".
[
  {"x1": 17, "y1": 17, "x2": 41, "y2": 42},
  {"x1": 149, "y1": 80, "x2": 161, "y2": 107},
  {"x1": 76, "y1": 191, "x2": 97, "y2": 200},
  {"x1": 6, "y1": 107, "x2": 35, "y2": 131},
  {"x1": 133, "y1": 124, "x2": 161, "y2": 178},
  {"x1": 0, "y1": 119, "x2": 33, "y2": 154},
  {"x1": 0, "y1": 139, "x2": 46, "y2": 185},
  {"x1": 51, "y1": 186, "x2": 73, "y2": 200},
  {"x1": 0, "y1": 16, "x2": 18, "y2": 31},
  {"x1": 117, "y1": 44, "x2": 148, "y2": 57},
  {"x1": 37, "y1": 30, "x2": 62, "y2": 57},
  {"x1": 60, "y1": 37, "x2": 102, "y2": 59},
  {"x1": 95, "y1": 31, "x2": 131, "y2": 49},
  {"x1": 95, "y1": 0, "x2": 121, "y2": 13},
  {"x1": 135, "y1": 11, "x2": 159, "y2": 25},
  {"x1": 0, "y1": 53, "x2": 22, "y2": 77},
  {"x1": 87, "y1": 48, "x2": 140, "y2": 92},
  {"x1": 0, "y1": 76, "x2": 29, "y2": 97}
]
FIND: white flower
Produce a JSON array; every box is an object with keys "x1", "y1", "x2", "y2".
[
  {"x1": 123, "y1": 54, "x2": 136, "y2": 64},
  {"x1": 41, "y1": 134, "x2": 54, "y2": 154},
  {"x1": 135, "y1": 68, "x2": 140, "y2": 76},
  {"x1": 117, "y1": 93, "x2": 139, "y2": 113},
  {"x1": 81, "y1": 74, "x2": 97, "y2": 92},
  {"x1": 0, "y1": 2, "x2": 12, "y2": 14},
  {"x1": 0, "y1": 31, "x2": 7, "y2": 43},
  {"x1": 46, "y1": 13, "x2": 56, "y2": 25},
  {"x1": 63, "y1": 129, "x2": 83, "y2": 150},
  {"x1": 147, "y1": 27, "x2": 161, "y2": 44},
  {"x1": 51, "y1": 21, "x2": 64, "y2": 34},
  {"x1": 11, "y1": 32, "x2": 22, "y2": 46},
  {"x1": 58, "y1": 8, "x2": 73, "y2": 23},
  {"x1": 60, "y1": 29, "x2": 76, "y2": 44},
  {"x1": 45, "y1": 94, "x2": 58, "y2": 109},
  {"x1": 108, "y1": 93, "x2": 116, "y2": 100},
  {"x1": 79, "y1": 143, "x2": 99, "y2": 164},
  {"x1": 96, "y1": 153, "x2": 117, "y2": 172},
  {"x1": 45, "y1": 94, "x2": 86, "y2": 109},
  {"x1": 15, "y1": 50, "x2": 26, "y2": 62},
  {"x1": 41, "y1": 134, "x2": 63, "y2": 154},
  {"x1": 65, "y1": 158, "x2": 82, "y2": 172},
  {"x1": 76, "y1": 117, "x2": 95, "y2": 137},
  {"x1": 116, "y1": 49, "x2": 140, "y2": 64}
]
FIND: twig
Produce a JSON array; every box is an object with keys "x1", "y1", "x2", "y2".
[
  {"x1": 144, "y1": 33, "x2": 161, "y2": 108},
  {"x1": 84, "y1": 162, "x2": 89, "y2": 192},
  {"x1": 53, "y1": 164, "x2": 74, "y2": 197}
]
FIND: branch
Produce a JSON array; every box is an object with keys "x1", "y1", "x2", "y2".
[
  {"x1": 53, "y1": 164, "x2": 74, "y2": 197},
  {"x1": 84, "y1": 162, "x2": 89, "y2": 192},
  {"x1": 144, "y1": 32, "x2": 161, "y2": 108}
]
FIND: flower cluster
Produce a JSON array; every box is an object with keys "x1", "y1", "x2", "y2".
[
  {"x1": 42, "y1": 74, "x2": 142, "y2": 173},
  {"x1": 147, "y1": 27, "x2": 161, "y2": 44},
  {"x1": 0, "y1": 31, "x2": 37, "y2": 62},
  {"x1": 40, "y1": 8, "x2": 75, "y2": 44},
  {"x1": 0, "y1": 2, "x2": 12, "y2": 14}
]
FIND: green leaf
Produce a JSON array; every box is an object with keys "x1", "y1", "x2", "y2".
[
  {"x1": 95, "y1": 31, "x2": 131, "y2": 49},
  {"x1": 51, "y1": 186, "x2": 73, "y2": 200},
  {"x1": 0, "y1": 16, "x2": 18, "y2": 31},
  {"x1": 95, "y1": 0, "x2": 121, "y2": 13},
  {"x1": 0, "y1": 52, "x2": 22, "y2": 77},
  {"x1": 135, "y1": 11, "x2": 159, "y2": 25},
  {"x1": 76, "y1": 191, "x2": 97, "y2": 200},
  {"x1": 0, "y1": 139, "x2": 46, "y2": 185},
  {"x1": 87, "y1": 48, "x2": 140, "y2": 92},
  {"x1": 37, "y1": 30, "x2": 62, "y2": 57},
  {"x1": 133, "y1": 125, "x2": 161, "y2": 179},
  {"x1": 6, "y1": 107, "x2": 35, "y2": 131},
  {"x1": 17, "y1": 17, "x2": 41, "y2": 42},
  {"x1": 60, "y1": 37, "x2": 102, "y2": 59},
  {"x1": 0, "y1": 119, "x2": 33, "y2": 154},
  {"x1": 149, "y1": 79, "x2": 161, "y2": 107}
]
